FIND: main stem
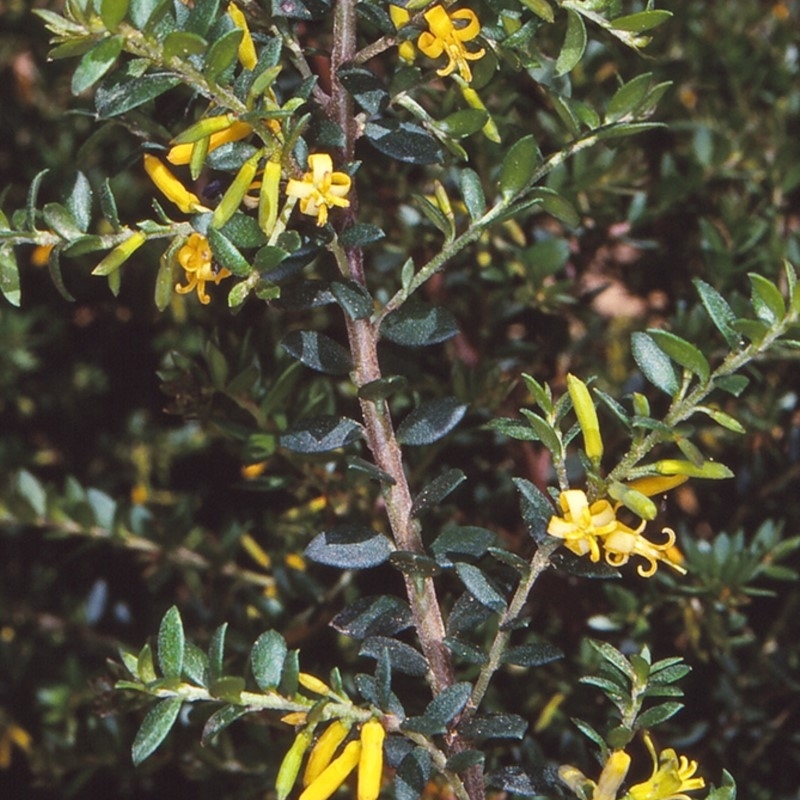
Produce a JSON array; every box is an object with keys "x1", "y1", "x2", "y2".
[{"x1": 328, "y1": 4, "x2": 482, "y2": 798}]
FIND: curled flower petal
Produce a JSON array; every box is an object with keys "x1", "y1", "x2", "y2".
[
  {"x1": 175, "y1": 233, "x2": 230, "y2": 304},
  {"x1": 625, "y1": 734, "x2": 705, "y2": 800},
  {"x1": 417, "y1": 5, "x2": 485, "y2": 83}
]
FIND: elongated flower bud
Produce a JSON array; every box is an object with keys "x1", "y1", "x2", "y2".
[
  {"x1": 143, "y1": 154, "x2": 202, "y2": 214},
  {"x1": 299, "y1": 740, "x2": 362, "y2": 800},
  {"x1": 357, "y1": 719, "x2": 385, "y2": 800},
  {"x1": 228, "y1": 2, "x2": 258, "y2": 70},
  {"x1": 276, "y1": 729, "x2": 313, "y2": 800},
  {"x1": 654, "y1": 459, "x2": 733, "y2": 479},
  {"x1": 91, "y1": 231, "x2": 146, "y2": 276},
  {"x1": 303, "y1": 720, "x2": 351, "y2": 787},
  {"x1": 298, "y1": 672, "x2": 333, "y2": 696},
  {"x1": 567, "y1": 373, "x2": 603, "y2": 464},
  {"x1": 259, "y1": 159, "x2": 282, "y2": 235},
  {"x1": 212, "y1": 151, "x2": 261, "y2": 229}
]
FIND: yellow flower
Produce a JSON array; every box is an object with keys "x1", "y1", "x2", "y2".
[
  {"x1": 547, "y1": 489, "x2": 621, "y2": 563},
  {"x1": 547, "y1": 490, "x2": 686, "y2": 577},
  {"x1": 389, "y1": 5, "x2": 417, "y2": 63},
  {"x1": 299, "y1": 739, "x2": 362, "y2": 800},
  {"x1": 143, "y1": 154, "x2": 204, "y2": 214},
  {"x1": 417, "y1": 5, "x2": 485, "y2": 83},
  {"x1": 559, "y1": 750, "x2": 631, "y2": 800},
  {"x1": 167, "y1": 120, "x2": 253, "y2": 166},
  {"x1": 0, "y1": 716, "x2": 31, "y2": 770},
  {"x1": 175, "y1": 233, "x2": 231, "y2": 304},
  {"x1": 285, "y1": 154, "x2": 351, "y2": 227},
  {"x1": 228, "y1": 2, "x2": 258, "y2": 70},
  {"x1": 624, "y1": 735, "x2": 705, "y2": 800},
  {"x1": 357, "y1": 719, "x2": 385, "y2": 800}
]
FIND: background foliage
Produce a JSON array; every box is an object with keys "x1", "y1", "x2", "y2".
[{"x1": 1, "y1": 0, "x2": 799, "y2": 799}]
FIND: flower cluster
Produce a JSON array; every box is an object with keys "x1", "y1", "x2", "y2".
[
  {"x1": 547, "y1": 489, "x2": 686, "y2": 577},
  {"x1": 276, "y1": 694, "x2": 385, "y2": 800},
  {"x1": 559, "y1": 735, "x2": 705, "y2": 800}
]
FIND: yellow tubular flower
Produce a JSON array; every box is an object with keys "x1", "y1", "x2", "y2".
[
  {"x1": 298, "y1": 672, "x2": 334, "y2": 696},
  {"x1": 603, "y1": 526, "x2": 687, "y2": 577},
  {"x1": 167, "y1": 121, "x2": 253, "y2": 165},
  {"x1": 389, "y1": 5, "x2": 416, "y2": 63},
  {"x1": 228, "y1": 2, "x2": 258, "y2": 70},
  {"x1": 357, "y1": 719, "x2": 386, "y2": 800},
  {"x1": 299, "y1": 740, "x2": 362, "y2": 800},
  {"x1": 417, "y1": 5, "x2": 485, "y2": 83},
  {"x1": 624, "y1": 735, "x2": 705, "y2": 800},
  {"x1": 175, "y1": 233, "x2": 231, "y2": 304},
  {"x1": 0, "y1": 719, "x2": 32, "y2": 770},
  {"x1": 285, "y1": 154, "x2": 351, "y2": 227},
  {"x1": 143, "y1": 154, "x2": 203, "y2": 214},
  {"x1": 594, "y1": 750, "x2": 632, "y2": 800},
  {"x1": 567, "y1": 373, "x2": 603, "y2": 464},
  {"x1": 626, "y1": 475, "x2": 688, "y2": 497},
  {"x1": 304, "y1": 720, "x2": 352, "y2": 787},
  {"x1": 547, "y1": 489, "x2": 619, "y2": 563}
]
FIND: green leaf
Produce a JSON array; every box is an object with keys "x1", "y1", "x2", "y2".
[
  {"x1": 157, "y1": 606, "x2": 185, "y2": 680},
  {"x1": 555, "y1": 9, "x2": 586, "y2": 76},
  {"x1": 748, "y1": 273, "x2": 785, "y2": 324},
  {"x1": 486, "y1": 768, "x2": 538, "y2": 797},
  {"x1": 486, "y1": 418, "x2": 540, "y2": 442},
  {"x1": 611, "y1": 10, "x2": 672, "y2": 33},
  {"x1": 100, "y1": 0, "x2": 130, "y2": 29},
  {"x1": 460, "y1": 169, "x2": 486, "y2": 221},
  {"x1": 186, "y1": 0, "x2": 221, "y2": 36},
  {"x1": 338, "y1": 65, "x2": 389, "y2": 115},
  {"x1": 98, "y1": 178, "x2": 120, "y2": 230},
  {"x1": 635, "y1": 701, "x2": 684, "y2": 729},
  {"x1": 129, "y1": 0, "x2": 169, "y2": 28},
  {"x1": 446, "y1": 750, "x2": 485, "y2": 773},
  {"x1": 0, "y1": 247, "x2": 21, "y2": 307},
  {"x1": 380, "y1": 302, "x2": 459, "y2": 347},
  {"x1": 131, "y1": 697, "x2": 182, "y2": 766},
  {"x1": 402, "y1": 682, "x2": 472, "y2": 735},
  {"x1": 571, "y1": 717, "x2": 608, "y2": 753},
  {"x1": 519, "y1": 0, "x2": 554, "y2": 22},
  {"x1": 431, "y1": 525, "x2": 495, "y2": 568},
  {"x1": 501, "y1": 643, "x2": 563, "y2": 667},
  {"x1": 26, "y1": 168, "x2": 49, "y2": 231},
  {"x1": 396, "y1": 397, "x2": 468, "y2": 446},
  {"x1": 280, "y1": 330, "x2": 352, "y2": 374},
  {"x1": 330, "y1": 596, "x2": 412, "y2": 640},
  {"x1": 251, "y1": 630, "x2": 287, "y2": 691},
  {"x1": 137, "y1": 643, "x2": 157, "y2": 683},
  {"x1": 646, "y1": 329, "x2": 710, "y2": 383},
  {"x1": 365, "y1": 120, "x2": 443, "y2": 165},
  {"x1": 360, "y1": 636, "x2": 428, "y2": 676},
  {"x1": 43, "y1": 203, "x2": 83, "y2": 239},
  {"x1": 499, "y1": 135, "x2": 541, "y2": 199},
  {"x1": 305, "y1": 526, "x2": 392, "y2": 569},
  {"x1": 280, "y1": 415, "x2": 362, "y2": 453},
  {"x1": 514, "y1": 477, "x2": 554, "y2": 542},
  {"x1": 395, "y1": 748, "x2": 432, "y2": 800},
  {"x1": 208, "y1": 623, "x2": 227, "y2": 682},
  {"x1": 204, "y1": 28, "x2": 243, "y2": 82},
  {"x1": 519, "y1": 409, "x2": 562, "y2": 454},
  {"x1": 65, "y1": 172, "x2": 93, "y2": 233},
  {"x1": 410, "y1": 469, "x2": 466, "y2": 516},
  {"x1": 201, "y1": 705, "x2": 249, "y2": 746},
  {"x1": 527, "y1": 187, "x2": 580, "y2": 227},
  {"x1": 444, "y1": 636, "x2": 488, "y2": 665},
  {"x1": 220, "y1": 212, "x2": 268, "y2": 248},
  {"x1": 458, "y1": 713, "x2": 527, "y2": 740},
  {"x1": 631, "y1": 331, "x2": 679, "y2": 396},
  {"x1": 182, "y1": 642, "x2": 208, "y2": 686},
  {"x1": 698, "y1": 407, "x2": 746, "y2": 434},
  {"x1": 390, "y1": 551, "x2": 441, "y2": 579},
  {"x1": 163, "y1": 31, "x2": 208, "y2": 59},
  {"x1": 455, "y1": 563, "x2": 506, "y2": 613},
  {"x1": 72, "y1": 35, "x2": 124, "y2": 95},
  {"x1": 438, "y1": 109, "x2": 489, "y2": 139},
  {"x1": 714, "y1": 374, "x2": 749, "y2": 396},
  {"x1": 694, "y1": 278, "x2": 741, "y2": 348},
  {"x1": 207, "y1": 227, "x2": 252, "y2": 277},
  {"x1": 357, "y1": 375, "x2": 408, "y2": 402},
  {"x1": 587, "y1": 639, "x2": 634, "y2": 681},
  {"x1": 339, "y1": 224, "x2": 385, "y2": 248},
  {"x1": 95, "y1": 69, "x2": 181, "y2": 117},
  {"x1": 606, "y1": 72, "x2": 653, "y2": 122},
  {"x1": 331, "y1": 280, "x2": 373, "y2": 320}
]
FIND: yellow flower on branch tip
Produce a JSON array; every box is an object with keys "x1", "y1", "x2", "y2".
[
  {"x1": 389, "y1": 5, "x2": 416, "y2": 63},
  {"x1": 167, "y1": 121, "x2": 253, "y2": 166},
  {"x1": 285, "y1": 153, "x2": 351, "y2": 227},
  {"x1": 624, "y1": 735, "x2": 705, "y2": 800},
  {"x1": 143, "y1": 154, "x2": 204, "y2": 214},
  {"x1": 0, "y1": 719, "x2": 31, "y2": 770},
  {"x1": 417, "y1": 5, "x2": 485, "y2": 83},
  {"x1": 228, "y1": 2, "x2": 258, "y2": 70},
  {"x1": 175, "y1": 233, "x2": 231, "y2": 304},
  {"x1": 547, "y1": 490, "x2": 686, "y2": 577}
]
